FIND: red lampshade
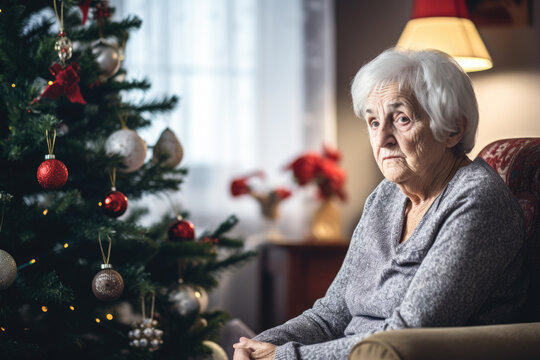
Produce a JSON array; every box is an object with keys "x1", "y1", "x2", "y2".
[{"x1": 412, "y1": 0, "x2": 469, "y2": 19}]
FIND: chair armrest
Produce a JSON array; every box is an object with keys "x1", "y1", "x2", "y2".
[{"x1": 348, "y1": 322, "x2": 540, "y2": 360}]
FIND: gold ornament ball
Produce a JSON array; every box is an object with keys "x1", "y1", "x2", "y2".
[
  {"x1": 0, "y1": 249, "x2": 17, "y2": 291},
  {"x1": 92, "y1": 268, "x2": 124, "y2": 301},
  {"x1": 201, "y1": 341, "x2": 228, "y2": 360},
  {"x1": 152, "y1": 128, "x2": 183, "y2": 168}
]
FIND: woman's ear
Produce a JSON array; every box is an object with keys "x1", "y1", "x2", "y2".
[{"x1": 447, "y1": 116, "x2": 467, "y2": 148}]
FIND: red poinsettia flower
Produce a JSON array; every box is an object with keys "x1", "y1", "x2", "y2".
[
  {"x1": 273, "y1": 187, "x2": 292, "y2": 200},
  {"x1": 286, "y1": 145, "x2": 347, "y2": 201},
  {"x1": 285, "y1": 152, "x2": 322, "y2": 185},
  {"x1": 323, "y1": 145, "x2": 342, "y2": 163},
  {"x1": 317, "y1": 158, "x2": 347, "y2": 200},
  {"x1": 230, "y1": 171, "x2": 264, "y2": 197}
]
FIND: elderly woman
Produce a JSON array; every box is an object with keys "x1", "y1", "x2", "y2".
[{"x1": 233, "y1": 48, "x2": 527, "y2": 360}]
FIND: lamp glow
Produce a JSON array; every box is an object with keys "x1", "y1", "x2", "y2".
[
  {"x1": 106, "y1": 313, "x2": 113, "y2": 320},
  {"x1": 397, "y1": 0, "x2": 492, "y2": 72},
  {"x1": 41, "y1": 306, "x2": 48, "y2": 312}
]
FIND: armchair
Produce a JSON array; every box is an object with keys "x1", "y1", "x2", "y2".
[{"x1": 349, "y1": 138, "x2": 540, "y2": 360}]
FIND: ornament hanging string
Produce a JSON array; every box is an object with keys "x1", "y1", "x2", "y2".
[
  {"x1": 140, "y1": 291, "x2": 156, "y2": 321},
  {"x1": 52, "y1": 0, "x2": 64, "y2": 33},
  {"x1": 0, "y1": 206, "x2": 4, "y2": 234},
  {"x1": 108, "y1": 167, "x2": 117, "y2": 189},
  {"x1": 98, "y1": 235, "x2": 113, "y2": 265},
  {"x1": 46, "y1": 130, "x2": 57, "y2": 156},
  {"x1": 163, "y1": 192, "x2": 181, "y2": 218},
  {"x1": 118, "y1": 114, "x2": 128, "y2": 129}
]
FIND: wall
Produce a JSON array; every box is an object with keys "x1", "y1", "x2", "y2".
[{"x1": 335, "y1": 0, "x2": 540, "y2": 236}]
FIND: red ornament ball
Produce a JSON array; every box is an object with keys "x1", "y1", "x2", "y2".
[
  {"x1": 102, "y1": 190, "x2": 128, "y2": 218},
  {"x1": 37, "y1": 157, "x2": 68, "y2": 189},
  {"x1": 168, "y1": 218, "x2": 195, "y2": 242}
]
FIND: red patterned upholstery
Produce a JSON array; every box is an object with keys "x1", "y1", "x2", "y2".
[{"x1": 478, "y1": 138, "x2": 540, "y2": 321}]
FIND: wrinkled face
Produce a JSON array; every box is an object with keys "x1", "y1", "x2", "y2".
[{"x1": 363, "y1": 83, "x2": 448, "y2": 185}]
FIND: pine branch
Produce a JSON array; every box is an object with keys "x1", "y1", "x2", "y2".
[
  {"x1": 122, "y1": 95, "x2": 179, "y2": 114},
  {"x1": 107, "y1": 78, "x2": 152, "y2": 92}
]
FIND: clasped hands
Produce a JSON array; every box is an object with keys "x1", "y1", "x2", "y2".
[{"x1": 233, "y1": 337, "x2": 276, "y2": 360}]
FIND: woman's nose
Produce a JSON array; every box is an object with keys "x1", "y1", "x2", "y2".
[{"x1": 375, "y1": 121, "x2": 396, "y2": 148}]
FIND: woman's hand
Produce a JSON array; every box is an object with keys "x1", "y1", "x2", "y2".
[{"x1": 233, "y1": 337, "x2": 276, "y2": 360}]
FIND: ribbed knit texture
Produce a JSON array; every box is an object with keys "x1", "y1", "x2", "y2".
[{"x1": 254, "y1": 158, "x2": 527, "y2": 360}]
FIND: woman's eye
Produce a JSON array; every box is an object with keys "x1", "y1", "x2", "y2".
[
  {"x1": 396, "y1": 116, "x2": 410, "y2": 124},
  {"x1": 370, "y1": 120, "x2": 380, "y2": 129}
]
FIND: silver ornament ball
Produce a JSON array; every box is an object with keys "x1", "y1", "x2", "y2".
[
  {"x1": 105, "y1": 129, "x2": 147, "y2": 173},
  {"x1": 92, "y1": 40, "x2": 122, "y2": 79},
  {"x1": 0, "y1": 249, "x2": 17, "y2": 291},
  {"x1": 169, "y1": 283, "x2": 200, "y2": 316},
  {"x1": 194, "y1": 287, "x2": 209, "y2": 313},
  {"x1": 55, "y1": 36, "x2": 73, "y2": 63}
]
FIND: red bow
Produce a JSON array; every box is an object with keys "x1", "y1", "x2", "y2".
[
  {"x1": 79, "y1": 0, "x2": 91, "y2": 24},
  {"x1": 40, "y1": 63, "x2": 87, "y2": 104}
]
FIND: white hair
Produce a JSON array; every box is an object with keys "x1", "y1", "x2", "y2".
[{"x1": 351, "y1": 48, "x2": 479, "y2": 154}]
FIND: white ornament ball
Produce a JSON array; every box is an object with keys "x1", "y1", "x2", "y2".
[
  {"x1": 152, "y1": 128, "x2": 183, "y2": 168},
  {"x1": 168, "y1": 283, "x2": 199, "y2": 316},
  {"x1": 194, "y1": 287, "x2": 209, "y2": 313},
  {"x1": 105, "y1": 129, "x2": 147, "y2": 173},
  {"x1": 202, "y1": 341, "x2": 228, "y2": 360},
  {"x1": 0, "y1": 249, "x2": 17, "y2": 291},
  {"x1": 92, "y1": 40, "x2": 122, "y2": 79}
]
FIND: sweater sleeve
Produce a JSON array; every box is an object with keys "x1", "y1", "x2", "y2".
[
  {"x1": 253, "y1": 226, "x2": 358, "y2": 346},
  {"x1": 383, "y1": 179, "x2": 526, "y2": 330}
]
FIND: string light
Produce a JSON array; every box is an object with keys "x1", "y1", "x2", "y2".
[
  {"x1": 43, "y1": 209, "x2": 48, "y2": 215},
  {"x1": 41, "y1": 306, "x2": 48, "y2": 312},
  {"x1": 106, "y1": 314, "x2": 113, "y2": 320},
  {"x1": 1, "y1": 327, "x2": 5, "y2": 332},
  {"x1": 48, "y1": 80, "x2": 53, "y2": 85},
  {"x1": 69, "y1": 306, "x2": 75, "y2": 311},
  {"x1": 95, "y1": 318, "x2": 101, "y2": 323},
  {"x1": 8, "y1": 126, "x2": 11, "y2": 130},
  {"x1": 30, "y1": 259, "x2": 36, "y2": 264},
  {"x1": 63, "y1": 243, "x2": 69, "y2": 248},
  {"x1": 23, "y1": 328, "x2": 29, "y2": 331},
  {"x1": 98, "y1": 202, "x2": 102, "y2": 207},
  {"x1": 11, "y1": 83, "x2": 15, "y2": 88}
]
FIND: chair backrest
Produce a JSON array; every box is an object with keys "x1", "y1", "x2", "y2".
[{"x1": 478, "y1": 138, "x2": 540, "y2": 321}]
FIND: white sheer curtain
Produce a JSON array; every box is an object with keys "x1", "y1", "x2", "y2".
[
  {"x1": 113, "y1": 0, "x2": 335, "y2": 239},
  {"x1": 113, "y1": 0, "x2": 335, "y2": 331}
]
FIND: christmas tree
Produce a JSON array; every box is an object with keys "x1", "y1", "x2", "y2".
[{"x1": 0, "y1": 1, "x2": 256, "y2": 358}]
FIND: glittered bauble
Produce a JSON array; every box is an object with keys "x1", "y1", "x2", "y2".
[
  {"x1": 168, "y1": 283, "x2": 199, "y2": 316},
  {"x1": 201, "y1": 341, "x2": 228, "y2": 360},
  {"x1": 152, "y1": 128, "x2": 184, "y2": 168},
  {"x1": 0, "y1": 249, "x2": 17, "y2": 291},
  {"x1": 105, "y1": 129, "x2": 147, "y2": 173},
  {"x1": 102, "y1": 189, "x2": 128, "y2": 218},
  {"x1": 167, "y1": 218, "x2": 195, "y2": 242},
  {"x1": 129, "y1": 318, "x2": 164, "y2": 352},
  {"x1": 92, "y1": 40, "x2": 122, "y2": 79},
  {"x1": 92, "y1": 265, "x2": 124, "y2": 301},
  {"x1": 194, "y1": 287, "x2": 209, "y2": 313},
  {"x1": 54, "y1": 34, "x2": 73, "y2": 63},
  {"x1": 37, "y1": 155, "x2": 68, "y2": 189}
]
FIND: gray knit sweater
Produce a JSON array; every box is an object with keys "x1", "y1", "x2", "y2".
[{"x1": 254, "y1": 158, "x2": 527, "y2": 360}]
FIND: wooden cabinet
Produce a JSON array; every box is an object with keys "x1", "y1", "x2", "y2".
[{"x1": 259, "y1": 240, "x2": 349, "y2": 330}]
